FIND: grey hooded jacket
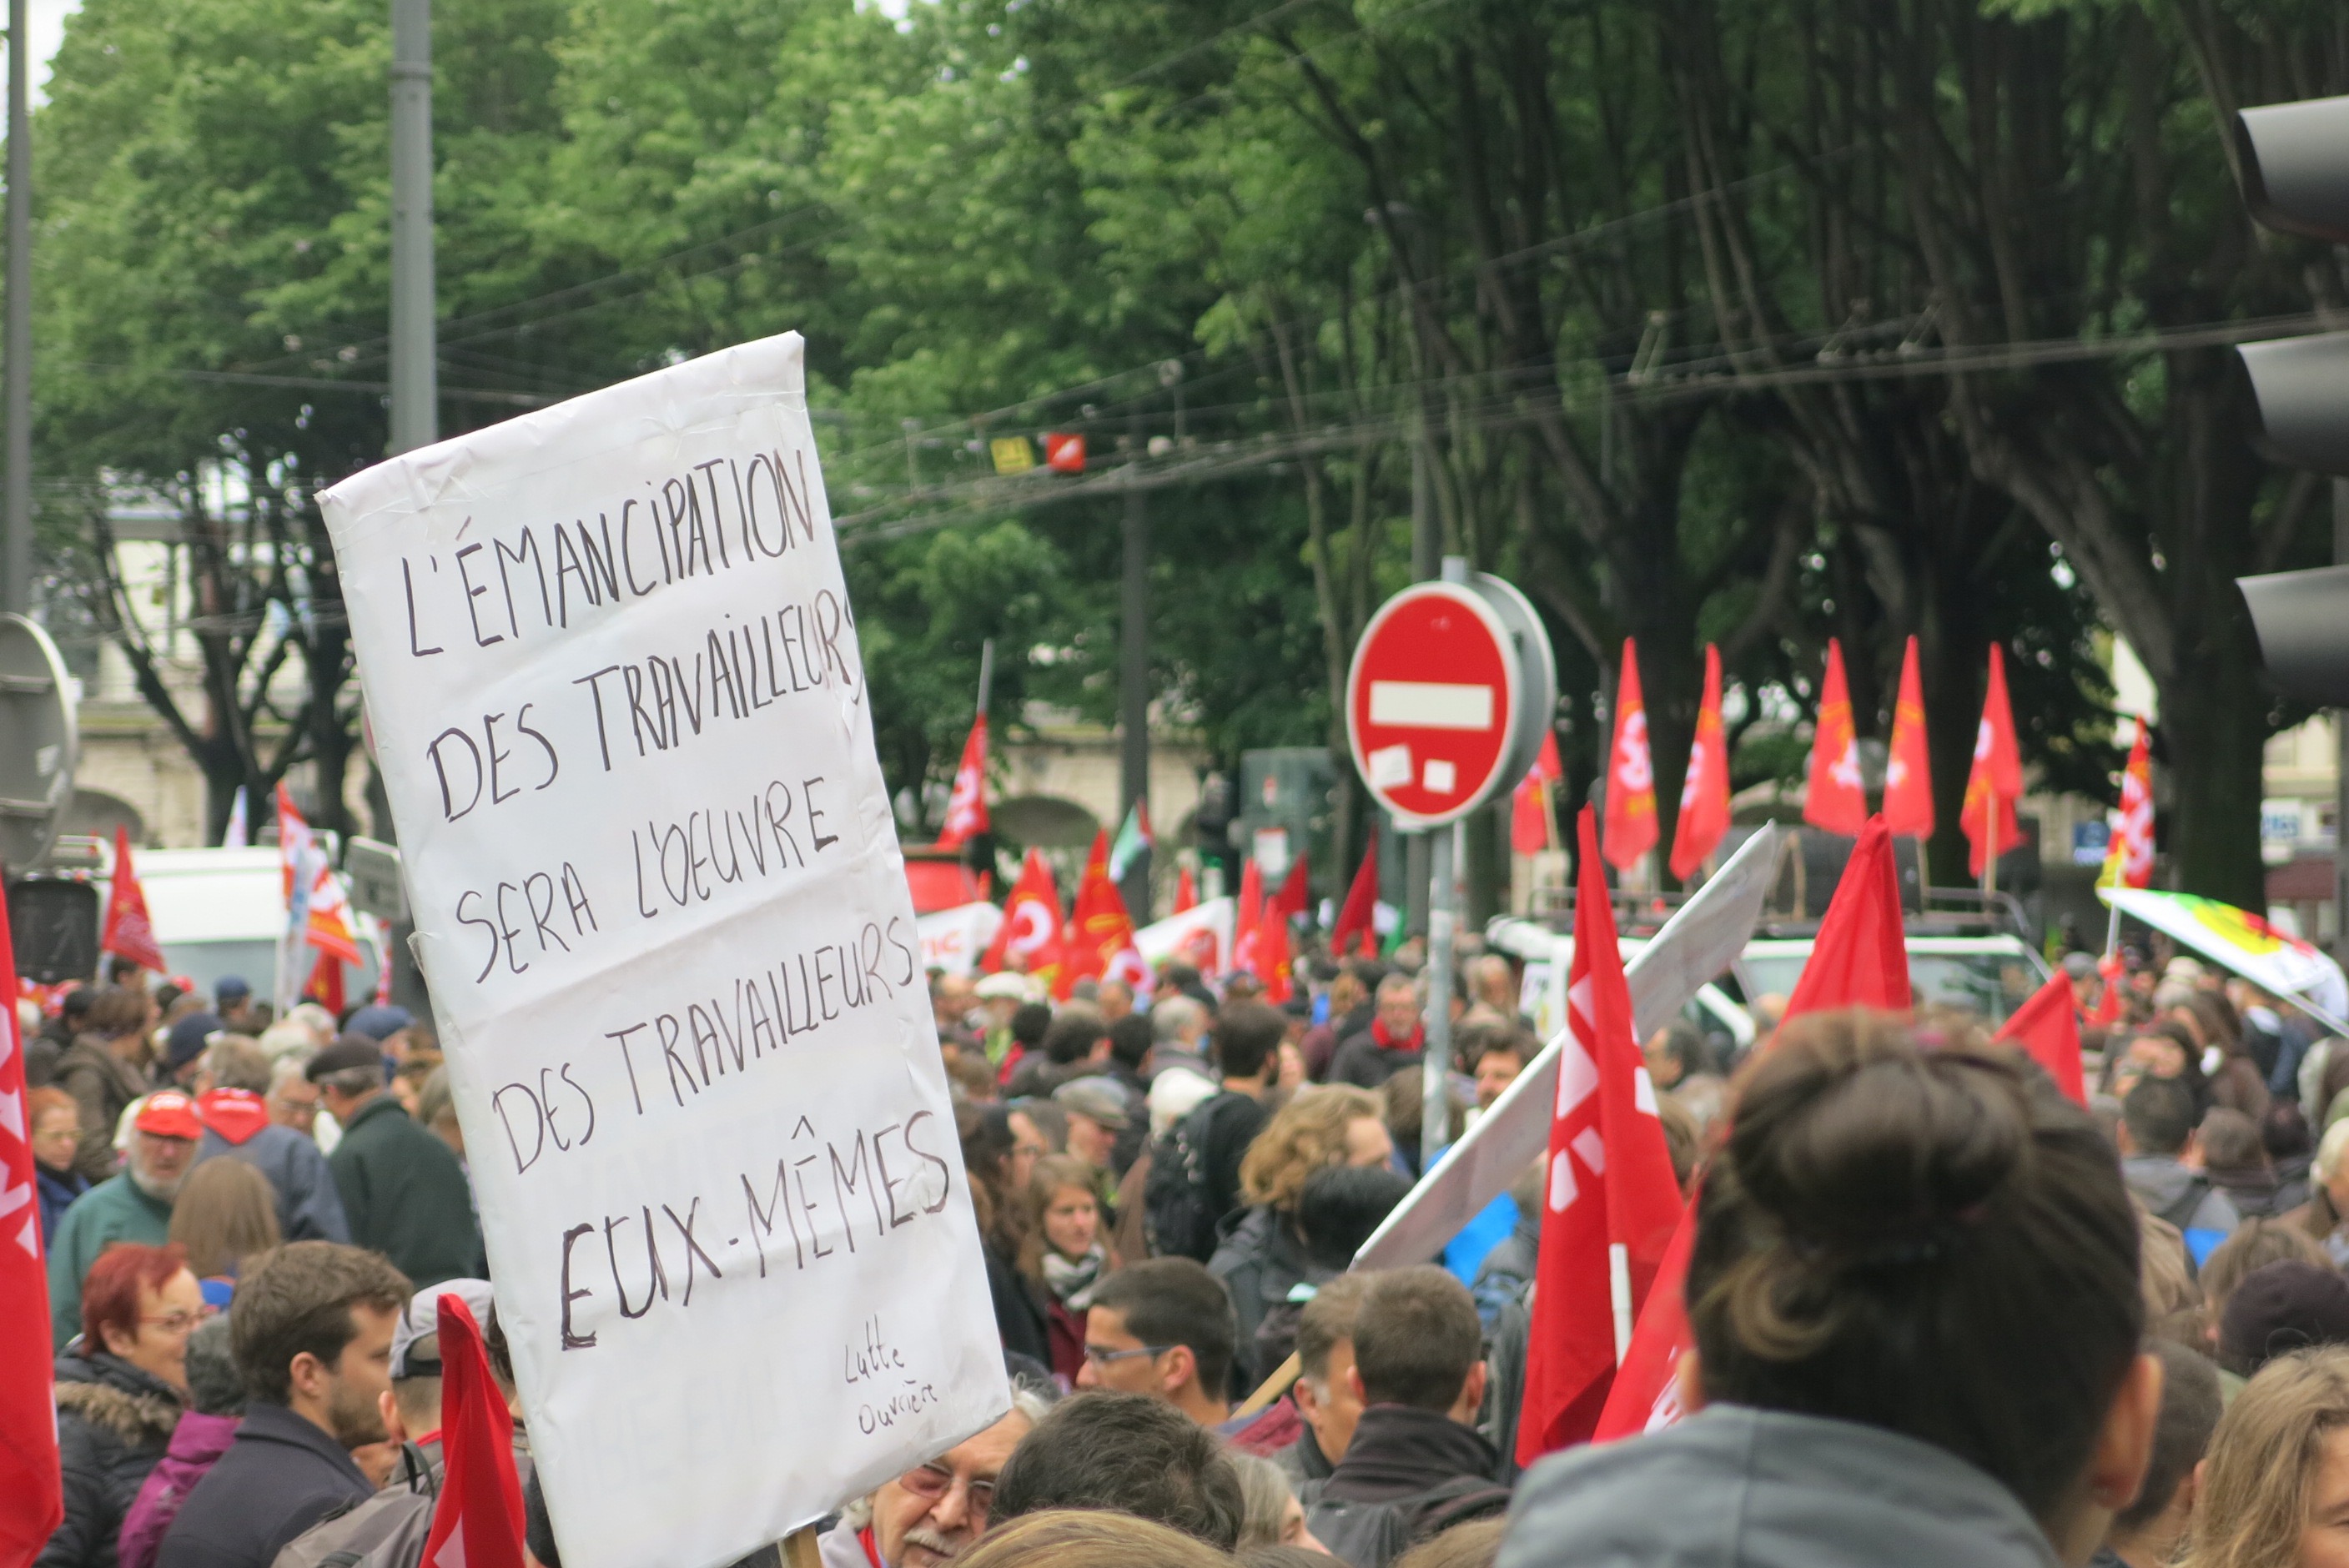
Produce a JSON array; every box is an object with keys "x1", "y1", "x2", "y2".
[{"x1": 1496, "y1": 1405, "x2": 2062, "y2": 1568}]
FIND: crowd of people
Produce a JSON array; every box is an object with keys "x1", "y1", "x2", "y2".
[{"x1": 37, "y1": 932, "x2": 2349, "y2": 1568}]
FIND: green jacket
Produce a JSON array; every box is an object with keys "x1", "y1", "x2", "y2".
[
  {"x1": 325, "y1": 1095, "x2": 485, "y2": 1289},
  {"x1": 48, "y1": 1174, "x2": 174, "y2": 1345}
]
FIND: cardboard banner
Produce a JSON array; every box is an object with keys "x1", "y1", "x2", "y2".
[
  {"x1": 2100, "y1": 885, "x2": 2349, "y2": 1033},
  {"x1": 917, "y1": 901, "x2": 1004, "y2": 977},
  {"x1": 1353, "y1": 824, "x2": 1783, "y2": 1272},
  {"x1": 320, "y1": 334, "x2": 1005, "y2": 1568}
]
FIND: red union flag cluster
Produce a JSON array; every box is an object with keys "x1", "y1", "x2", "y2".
[{"x1": 1667, "y1": 644, "x2": 1729, "y2": 881}]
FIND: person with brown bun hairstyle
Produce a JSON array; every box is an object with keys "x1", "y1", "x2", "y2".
[
  {"x1": 2179, "y1": 1344, "x2": 2349, "y2": 1568},
  {"x1": 167, "y1": 1158, "x2": 280, "y2": 1282},
  {"x1": 1498, "y1": 1012, "x2": 2162, "y2": 1568}
]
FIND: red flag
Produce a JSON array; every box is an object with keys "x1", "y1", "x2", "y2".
[
  {"x1": 1963, "y1": 645, "x2": 2026, "y2": 877},
  {"x1": 937, "y1": 714, "x2": 990, "y2": 849},
  {"x1": 1257, "y1": 901, "x2": 1294, "y2": 1007},
  {"x1": 1783, "y1": 817, "x2": 1912, "y2": 1019},
  {"x1": 1883, "y1": 636, "x2": 1934, "y2": 838},
  {"x1": 1330, "y1": 841, "x2": 1379, "y2": 959},
  {"x1": 1512, "y1": 730, "x2": 1565, "y2": 855},
  {"x1": 1802, "y1": 640, "x2": 1868, "y2": 835},
  {"x1": 1601, "y1": 641, "x2": 1657, "y2": 872},
  {"x1": 1269, "y1": 857, "x2": 1310, "y2": 922},
  {"x1": 1997, "y1": 971, "x2": 2087, "y2": 1105},
  {"x1": 980, "y1": 849, "x2": 1063, "y2": 974},
  {"x1": 0, "y1": 867, "x2": 63, "y2": 1562},
  {"x1": 1231, "y1": 858, "x2": 1265, "y2": 977},
  {"x1": 420, "y1": 1294, "x2": 526, "y2": 1568},
  {"x1": 1591, "y1": 1199, "x2": 1699, "y2": 1441},
  {"x1": 1173, "y1": 865, "x2": 1198, "y2": 914},
  {"x1": 2103, "y1": 719, "x2": 2154, "y2": 890},
  {"x1": 1668, "y1": 645, "x2": 1729, "y2": 882},
  {"x1": 102, "y1": 827, "x2": 169, "y2": 973},
  {"x1": 304, "y1": 949, "x2": 346, "y2": 1015},
  {"x1": 1517, "y1": 806, "x2": 1688, "y2": 1463},
  {"x1": 1056, "y1": 833, "x2": 1147, "y2": 1001}
]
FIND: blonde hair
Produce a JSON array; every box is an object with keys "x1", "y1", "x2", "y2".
[
  {"x1": 2183, "y1": 1347, "x2": 2349, "y2": 1568},
  {"x1": 955, "y1": 1510, "x2": 1231, "y2": 1568},
  {"x1": 1239, "y1": 1084, "x2": 1384, "y2": 1211},
  {"x1": 168, "y1": 1158, "x2": 282, "y2": 1278}
]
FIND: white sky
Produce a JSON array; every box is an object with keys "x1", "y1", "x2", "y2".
[{"x1": 18, "y1": 0, "x2": 78, "y2": 103}]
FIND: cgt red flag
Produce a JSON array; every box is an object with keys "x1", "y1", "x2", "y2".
[
  {"x1": 1883, "y1": 636, "x2": 1935, "y2": 838},
  {"x1": 1512, "y1": 730, "x2": 1564, "y2": 854},
  {"x1": 1056, "y1": 832, "x2": 1148, "y2": 1001},
  {"x1": 1963, "y1": 645, "x2": 2027, "y2": 877},
  {"x1": 937, "y1": 713, "x2": 990, "y2": 849},
  {"x1": 102, "y1": 826, "x2": 169, "y2": 973},
  {"x1": 1784, "y1": 817, "x2": 1911, "y2": 1018},
  {"x1": 1998, "y1": 970, "x2": 2088, "y2": 1106},
  {"x1": 420, "y1": 1294, "x2": 526, "y2": 1568},
  {"x1": 1602, "y1": 641, "x2": 1657, "y2": 872},
  {"x1": 1592, "y1": 831, "x2": 1916, "y2": 1444},
  {"x1": 1669, "y1": 644, "x2": 1729, "y2": 882},
  {"x1": 1231, "y1": 858, "x2": 1265, "y2": 977},
  {"x1": 1330, "y1": 841, "x2": 1380, "y2": 959},
  {"x1": 1173, "y1": 865, "x2": 1198, "y2": 915},
  {"x1": 980, "y1": 849, "x2": 1062, "y2": 975},
  {"x1": 1517, "y1": 806, "x2": 1687, "y2": 1463},
  {"x1": 1802, "y1": 639, "x2": 1868, "y2": 835},
  {"x1": 0, "y1": 866, "x2": 63, "y2": 1564}
]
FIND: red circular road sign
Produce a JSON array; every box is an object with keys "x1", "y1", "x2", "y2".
[{"x1": 1346, "y1": 581, "x2": 1521, "y2": 827}]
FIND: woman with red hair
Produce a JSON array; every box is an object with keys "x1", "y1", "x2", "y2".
[{"x1": 38, "y1": 1244, "x2": 201, "y2": 1568}]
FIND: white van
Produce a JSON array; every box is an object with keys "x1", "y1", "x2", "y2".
[{"x1": 98, "y1": 846, "x2": 383, "y2": 1002}]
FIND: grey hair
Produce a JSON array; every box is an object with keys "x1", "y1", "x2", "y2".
[
  {"x1": 258, "y1": 1022, "x2": 318, "y2": 1063},
  {"x1": 2317, "y1": 1118, "x2": 2349, "y2": 1184},
  {"x1": 1152, "y1": 995, "x2": 1207, "y2": 1044},
  {"x1": 316, "y1": 1065, "x2": 381, "y2": 1098},
  {"x1": 267, "y1": 1053, "x2": 314, "y2": 1094},
  {"x1": 841, "y1": 1374, "x2": 1059, "y2": 1530},
  {"x1": 1227, "y1": 1451, "x2": 1299, "y2": 1549},
  {"x1": 204, "y1": 1037, "x2": 274, "y2": 1093}
]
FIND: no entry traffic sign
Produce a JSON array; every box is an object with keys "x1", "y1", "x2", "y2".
[{"x1": 1346, "y1": 579, "x2": 1537, "y2": 827}]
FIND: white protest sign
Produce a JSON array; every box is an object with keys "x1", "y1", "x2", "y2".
[
  {"x1": 1135, "y1": 897, "x2": 1234, "y2": 973},
  {"x1": 319, "y1": 334, "x2": 1006, "y2": 1568},
  {"x1": 918, "y1": 901, "x2": 1003, "y2": 977},
  {"x1": 1353, "y1": 823, "x2": 1783, "y2": 1271}
]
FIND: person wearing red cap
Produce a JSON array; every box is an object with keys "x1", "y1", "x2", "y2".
[{"x1": 48, "y1": 1092, "x2": 204, "y2": 1347}]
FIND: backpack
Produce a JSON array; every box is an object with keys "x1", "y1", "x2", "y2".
[
  {"x1": 1144, "y1": 1096, "x2": 1226, "y2": 1262},
  {"x1": 2153, "y1": 1173, "x2": 2216, "y2": 1233},
  {"x1": 269, "y1": 1452, "x2": 437, "y2": 1568},
  {"x1": 1301, "y1": 1475, "x2": 1511, "y2": 1568}
]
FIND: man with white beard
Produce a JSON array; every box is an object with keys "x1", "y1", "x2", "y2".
[
  {"x1": 809, "y1": 1383, "x2": 1054, "y2": 1568},
  {"x1": 47, "y1": 1091, "x2": 202, "y2": 1344}
]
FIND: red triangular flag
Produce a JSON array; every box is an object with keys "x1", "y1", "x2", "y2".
[
  {"x1": 1591, "y1": 1196, "x2": 1699, "y2": 1441},
  {"x1": 1512, "y1": 730, "x2": 1565, "y2": 855},
  {"x1": 1783, "y1": 817, "x2": 1911, "y2": 1020},
  {"x1": 0, "y1": 864, "x2": 63, "y2": 1562},
  {"x1": 1257, "y1": 896, "x2": 1294, "y2": 1007},
  {"x1": 1517, "y1": 806, "x2": 1688, "y2": 1463},
  {"x1": 1173, "y1": 865, "x2": 1198, "y2": 914},
  {"x1": 980, "y1": 849, "x2": 1063, "y2": 975},
  {"x1": 937, "y1": 713, "x2": 990, "y2": 849},
  {"x1": 1883, "y1": 636, "x2": 1935, "y2": 838},
  {"x1": 1057, "y1": 832, "x2": 1147, "y2": 1001},
  {"x1": 1330, "y1": 841, "x2": 1380, "y2": 959},
  {"x1": 1997, "y1": 971, "x2": 2087, "y2": 1106},
  {"x1": 102, "y1": 826, "x2": 169, "y2": 973},
  {"x1": 1802, "y1": 640, "x2": 1868, "y2": 835},
  {"x1": 2094, "y1": 952, "x2": 2129, "y2": 1028},
  {"x1": 1231, "y1": 858, "x2": 1265, "y2": 977},
  {"x1": 1668, "y1": 645, "x2": 1730, "y2": 882},
  {"x1": 1963, "y1": 645, "x2": 2026, "y2": 877},
  {"x1": 1601, "y1": 641, "x2": 1658, "y2": 872},
  {"x1": 1269, "y1": 857, "x2": 1310, "y2": 922},
  {"x1": 420, "y1": 1294, "x2": 526, "y2": 1568}
]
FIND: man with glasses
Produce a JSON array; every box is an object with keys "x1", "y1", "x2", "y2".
[
  {"x1": 1074, "y1": 1258, "x2": 1237, "y2": 1427},
  {"x1": 48, "y1": 1092, "x2": 204, "y2": 1345},
  {"x1": 812, "y1": 1382, "x2": 1054, "y2": 1568}
]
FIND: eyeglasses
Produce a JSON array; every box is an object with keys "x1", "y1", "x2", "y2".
[
  {"x1": 1082, "y1": 1343, "x2": 1170, "y2": 1367},
  {"x1": 1012, "y1": 1142, "x2": 1049, "y2": 1158},
  {"x1": 139, "y1": 1306, "x2": 217, "y2": 1337},
  {"x1": 898, "y1": 1462, "x2": 993, "y2": 1521}
]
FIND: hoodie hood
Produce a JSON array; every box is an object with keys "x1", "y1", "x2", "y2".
[
  {"x1": 54, "y1": 1350, "x2": 186, "y2": 1449},
  {"x1": 2121, "y1": 1156, "x2": 2204, "y2": 1212},
  {"x1": 195, "y1": 1088, "x2": 271, "y2": 1145}
]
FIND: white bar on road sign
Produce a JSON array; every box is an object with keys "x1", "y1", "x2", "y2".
[{"x1": 1369, "y1": 680, "x2": 1495, "y2": 730}]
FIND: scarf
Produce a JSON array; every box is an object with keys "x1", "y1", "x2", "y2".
[
  {"x1": 1371, "y1": 1017, "x2": 1426, "y2": 1053},
  {"x1": 1041, "y1": 1244, "x2": 1109, "y2": 1309}
]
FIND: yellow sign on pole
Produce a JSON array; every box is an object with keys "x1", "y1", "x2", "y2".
[{"x1": 989, "y1": 435, "x2": 1036, "y2": 475}]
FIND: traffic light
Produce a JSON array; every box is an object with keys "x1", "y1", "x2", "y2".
[{"x1": 2227, "y1": 95, "x2": 2349, "y2": 693}]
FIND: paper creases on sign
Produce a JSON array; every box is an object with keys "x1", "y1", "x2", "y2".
[{"x1": 319, "y1": 333, "x2": 1006, "y2": 1568}]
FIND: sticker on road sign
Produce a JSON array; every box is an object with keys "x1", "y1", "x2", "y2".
[
  {"x1": 1368, "y1": 743, "x2": 1413, "y2": 788},
  {"x1": 1423, "y1": 759, "x2": 1457, "y2": 793}
]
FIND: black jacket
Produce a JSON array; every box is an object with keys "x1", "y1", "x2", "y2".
[
  {"x1": 984, "y1": 1240, "x2": 1051, "y2": 1368},
  {"x1": 325, "y1": 1097, "x2": 484, "y2": 1288},
  {"x1": 155, "y1": 1403, "x2": 374, "y2": 1568},
  {"x1": 1309, "y1": 1405, "x2": 1508, "y2": 1568},
  {"x1": 1209, "y1": 1207, "x2": 1314, "y2": 1390},
  {"x1": 38, "y1": 1349, "x2": 187, "y2": 1568}
]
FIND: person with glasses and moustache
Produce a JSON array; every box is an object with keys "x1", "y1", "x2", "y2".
[
  {"x1": 40, "y1": 1243, "x2": 207, "y2": 1568},
  {"x1": 808, "y1": 1382, "x2": 1055, "y2": 1568}
]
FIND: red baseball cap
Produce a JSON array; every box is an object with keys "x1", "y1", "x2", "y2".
[{"x1": 133, "y1": 1091, "x2": 204, "y2": 1141}]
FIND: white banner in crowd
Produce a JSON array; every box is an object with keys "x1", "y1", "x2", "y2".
[
  {"x1": 918, "y1": 901, "x2": 1004, "y2": 977},
  {"x1": 321, "y1": 334, "x2": 1006, "y2": 1568},
  {"x1": 1135, "y1": 896, "x2": 1235, "y2": 973}
]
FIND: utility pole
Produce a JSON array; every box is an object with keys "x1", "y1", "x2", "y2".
[
  {"x1": 389, "y1": 0, "x2": 435, "y2": 455},
  {"x1": 3, "y1": 0, "x2": 31, "y2": 615},
  {"x1": 1404, "y1": 436, "x2": 1435, "y2": 942},
  {"x1": 1119, "y1": 461, "x2": 1151, "y2": 918}
]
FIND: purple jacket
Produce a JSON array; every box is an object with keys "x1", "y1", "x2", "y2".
[{"x1": 115, "y1": 1414, "x2": 238, "y2": 1568}]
